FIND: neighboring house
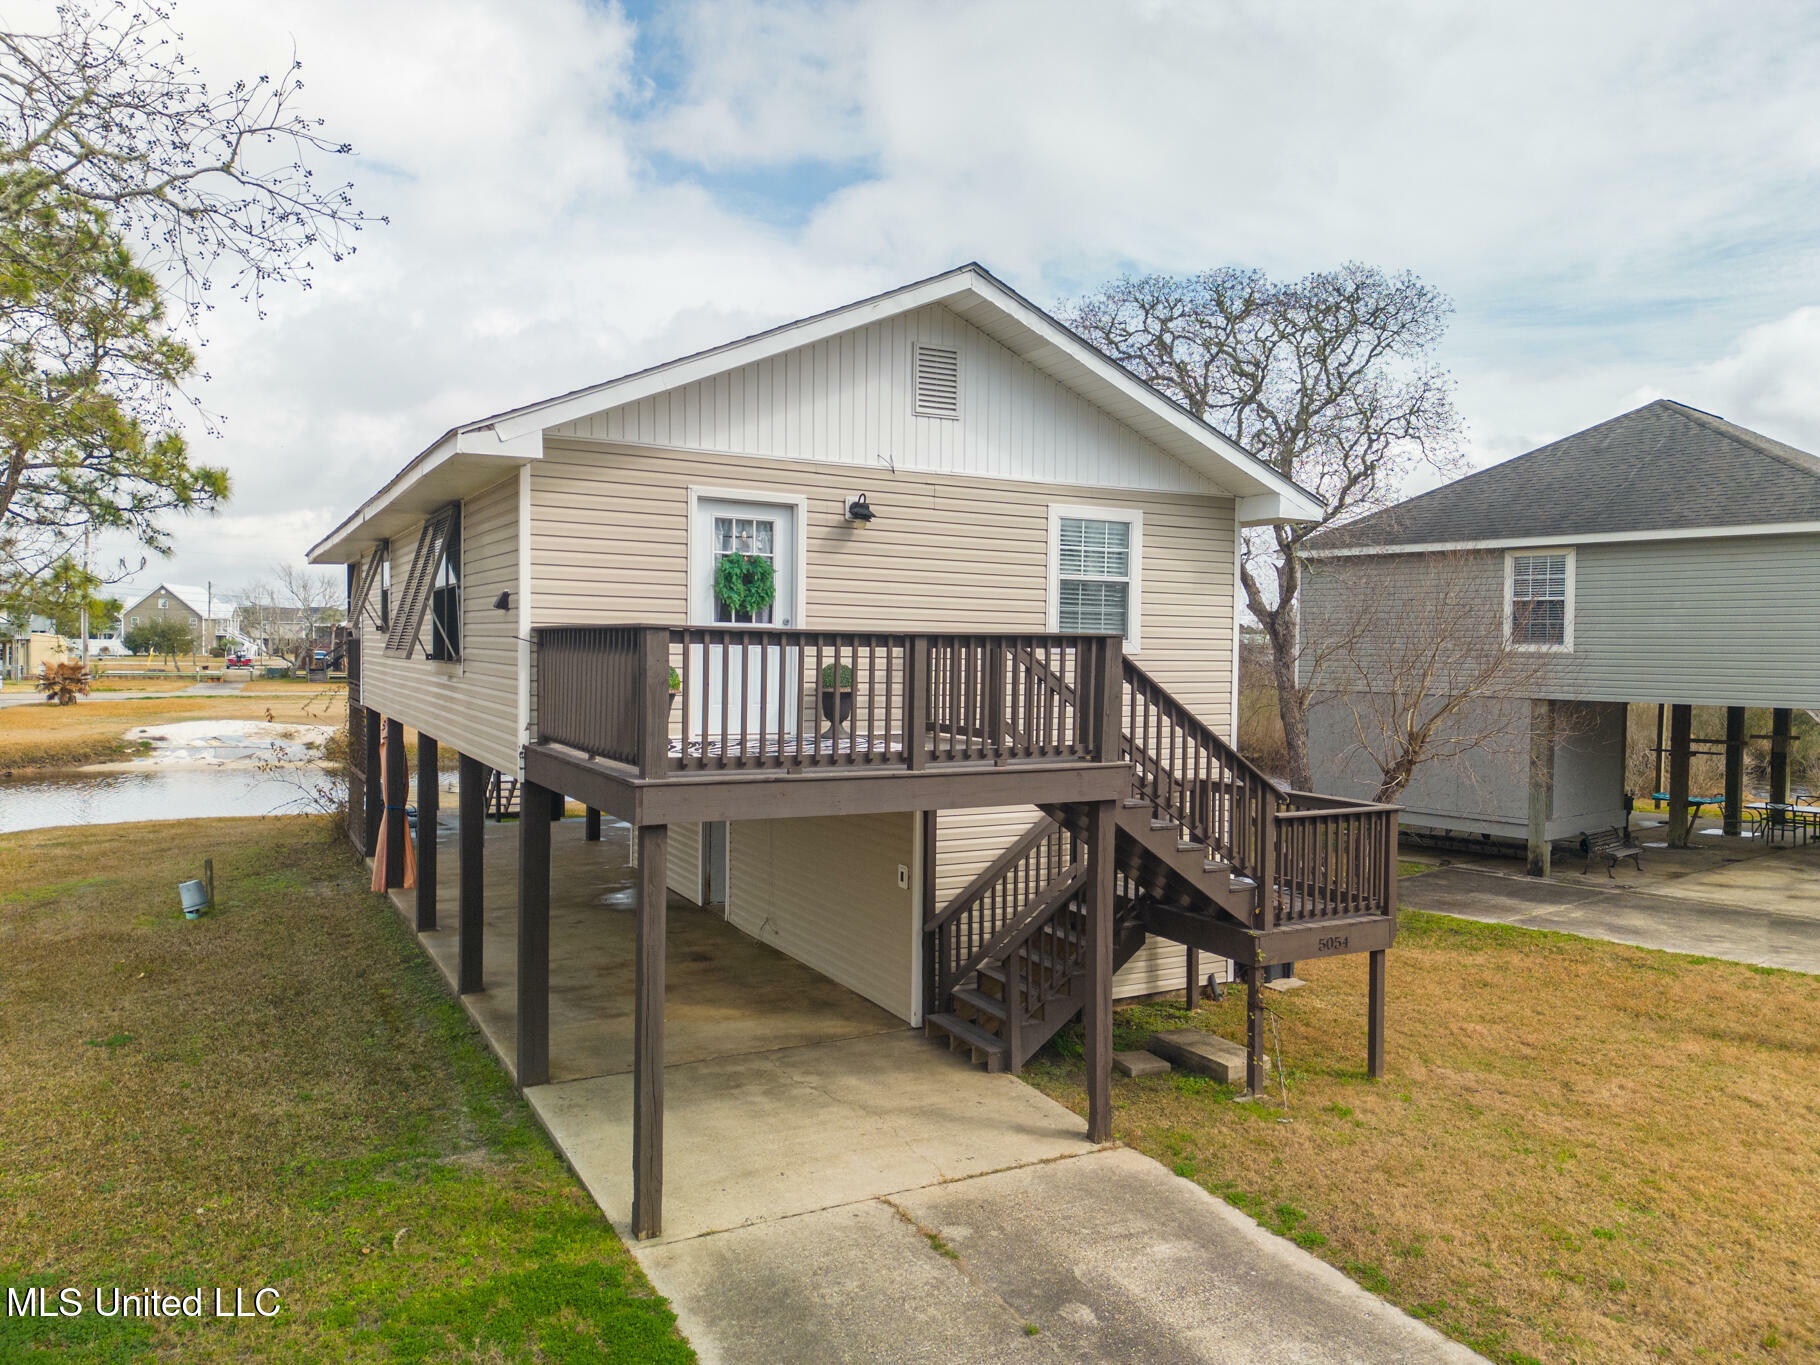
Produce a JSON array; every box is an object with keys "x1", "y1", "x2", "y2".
[
  {"x1": 0, "y1": 628, "x2": 71, "y2": 683},
  {"x1": 119, "y1": 583, "x2": 239, "y2": 648},
  {"x1": 1302, "y1": 399, "x2": 1820, "y2": 870},
  {"x1": 308, "y1": 264, "x2": 1401, "y2": 1237}
]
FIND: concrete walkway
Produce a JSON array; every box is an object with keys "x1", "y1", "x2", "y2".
[
  {"x1": 1402, "y1": 848, "x2": 1820, "y2": 972},
  {"x1": 387, "y1": 818, "x2": 1485, "y2": 1364}
]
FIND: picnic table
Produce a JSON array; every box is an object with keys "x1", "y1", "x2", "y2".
[
  {"x1": 1744, "y1": 802, "x2": 1819, "y2": 847},
  {"x1": 1647, "y1": 791, "x2": 1728, "y2": 819}
]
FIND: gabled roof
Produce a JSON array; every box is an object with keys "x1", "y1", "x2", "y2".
[
  {"x1": 309, "y1": 263, "x2": 1323, "y2": 563},
  {"x1": 122, "y1": 583, "x2": 238, "y2": 618},
  {"x1": 1308, "y1": 400, "x2": 1820, "y2": 555}
]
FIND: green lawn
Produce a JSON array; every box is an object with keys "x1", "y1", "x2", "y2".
[
  {"x1": 0, "y1": 816, "x2": 694, "y2": 1363},
  {"x1": 1027, "y1": 907, "x2": 1820, "y2": 1365}
]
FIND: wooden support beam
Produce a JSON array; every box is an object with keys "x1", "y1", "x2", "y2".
[
  {"x1": 1723, "y1": 707, "x2": 1746, "y2": 836},
  {"x1": 584, "y1": 807, "x2": 601, "y2": 842},
  {"x1": 633, "y1": 822, "x2": 668, "y2": 1239},
  {"x1": 920, "y1": 810, "x2": 939, "y2": 1020},
  {"x1": 1245, "y1": 966, "x2": 1265, "y2": 1097},
  {"x1": 1770, "y1": 708, "x2": 1792, "y2": 807},
  {"x1": 363, "y1": 708, "x2": 383, "y2": 856},
  {"x1": 516, "y1": 778, "x2": 553, "y2": 1087},
  {"x1": 1667, "y1": 704, "x2": 1693, "y2": 848},
  {"x1": 415, "y1": 734, "x2": 439, "y2": 930},
  {"x1": 1185, "y1": 947, "x2": 1200, "y2": 1012},
  {"x1": 1084, "y1": 799, "x2": 1116, "y2": 1144},
  {"x1": 457, "y1": 755, "x2": 485, "y2": 994},
  {"x1": 384, "y1": 718, "x2": 407, "y2": 888},
  {"x1": 1526, "y1": 699, "x2": 1554, "y2": 878},
  {"x1": 1367, "y1": 948, "x2": 1386, "y2": 1080}
]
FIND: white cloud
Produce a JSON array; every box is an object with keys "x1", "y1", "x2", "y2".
[{"x1": 80, "y1": 0, "x2": 1820, "y2": 600}]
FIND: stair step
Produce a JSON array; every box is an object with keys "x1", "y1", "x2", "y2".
[
  {"x1": 1176, "y1": 839, "x2": 1204, "y2": 853},
  {"x1": 953, "y1": 985, "x2": 1008, "y2": 1021},
  {"x1": 1149, "y1": 818, "x2": 1177, "y2": 832},
  {"x1": 1122, "y1": 798, "x2": 1151, "y2": 809},
  {"x1": 925, "y1": 1013, "x2": 1009, "y2": 1069}
]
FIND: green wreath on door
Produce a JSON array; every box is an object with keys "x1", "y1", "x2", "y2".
[{"x1": 714, "y1": 552, "x2": 776, "y2": 618}]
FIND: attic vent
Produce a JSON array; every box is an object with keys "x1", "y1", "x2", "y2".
[{"x1": 912, "y1": 344, "x2": 960, "y2": 420}]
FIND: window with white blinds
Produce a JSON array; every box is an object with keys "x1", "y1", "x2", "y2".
[
  {"x1": 1507, "y1": 550, "x2": 1573, "y2": 649},
  {"x1": 1050, "y1": 507, "x2": 1141, "y2": 646}
]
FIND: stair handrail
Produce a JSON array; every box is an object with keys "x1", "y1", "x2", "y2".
[{"x1": 924, "y1": 815, "x2": 1060, "y2": 934}]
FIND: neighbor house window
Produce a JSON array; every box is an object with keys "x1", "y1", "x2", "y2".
[
  {"x1": 428, "y1": 508, "x2": 461, "y2": 661},
  {"x1": 1050, "y1": 506, "x2": 1142, "y2": 648},
  {"x1": 1507, "y1": 550, "x2": 1573, "y2": 649}
]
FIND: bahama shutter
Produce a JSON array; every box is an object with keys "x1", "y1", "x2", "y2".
[
  {"x1": 385, "y1": 507, "x2": 457, "y2": 658},
  {"x1": 347, "y1": 544, "x2": 388, "y2": 631}
]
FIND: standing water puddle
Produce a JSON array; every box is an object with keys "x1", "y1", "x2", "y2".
[{"x1": 0, "y1": 719, "x2": 342, "y2": 833}]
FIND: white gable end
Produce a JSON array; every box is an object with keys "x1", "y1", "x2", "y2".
[{"x1": 548, "y1": 303, "x2": 1217, "y2": 495}]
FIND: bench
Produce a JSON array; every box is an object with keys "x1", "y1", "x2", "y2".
[{"x1": 1580, "y1": 826, "x2": 1642, "y2": 877}]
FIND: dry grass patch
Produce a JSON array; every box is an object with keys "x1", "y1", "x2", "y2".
[
  {"x1": 1027, "y1": 911, "x2": 1820, "y2": 1365},
  {"x1": 0, "y1": 817, "x2": 692, "y2": 1363},
  {"x1": 0, "y1": 692, "x2": 346, "y2": 771}
]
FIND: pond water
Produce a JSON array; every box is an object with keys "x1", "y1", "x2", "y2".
[{"x1": 0, "y1": 766, "x2": 342, "y2": 834}]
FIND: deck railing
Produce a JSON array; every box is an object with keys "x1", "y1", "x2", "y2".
[
  {"x1": 534, "y1": 625, "x2": 1124, "y2": 778},
  {"x1": 1121, "y1": 659, "x2": 1399, "y2": 928}
]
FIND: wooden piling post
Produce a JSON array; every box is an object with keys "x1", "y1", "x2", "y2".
[
  {"x1": 1667, "y1": 704, "x2": 1693, "y2": 847},
  {"x1": 384, "y1": 718, "x2": 407, "y2": 888},
  {"x1": 1245, "y1": 964, "x2": 1265, "y2": 1097},
  {"x1": 1526, "y1": 699, "x2": 1554, "y2": 877},
  {"x1": 363, "y1": 709, "x2": 383, "y2": 856},
  {"x1": 584, "y1": 807, "x2": 601, "y2": 841},
  {"x1": 1367, "y1": 949, "x2": 1386, "y2": 1080},
  {"x1": 457, "y1": 755, "x2": 485, "y2": 994},
  {"x1": 1723, "y1": 707, "x2": 1745, "y2": 837},
  {"x1": 1084, "y1": 798, "x2": 1116, "y2": 1144},
  {"x1": 415, "y1": 733, "x2": 438, "y2": 931},
  {"x1": 1770, "y1": 708, "x2": 1791, "y2": 808},
  {"x1": 633, "y1": 823, "x2": 669, "y2": 1239},
  {"x1": 516, "y1": 778, "x2": 553, "y2": 1087}
]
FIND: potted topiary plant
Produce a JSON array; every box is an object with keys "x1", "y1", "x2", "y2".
[
  {"x1": 668, "y1": 666, "x2": 681, "y2": 715},
  {"x1": 819, "y1": 662, "x2": 853, "y2": 733}
]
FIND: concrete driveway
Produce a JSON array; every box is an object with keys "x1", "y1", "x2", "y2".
[
  {"x1": 529, "y1": 1032, "x2": 1484, "y2": 1365},
  {"x1": 1401, "y1": 849, "x2": 1820, "y2": 973}
]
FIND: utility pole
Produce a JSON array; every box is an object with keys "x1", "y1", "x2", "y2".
[{"x1": 79, "y1": 523, "x2": 90, "y2": 670}]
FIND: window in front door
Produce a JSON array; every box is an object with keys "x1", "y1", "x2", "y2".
[{"x1": 713, "y1": 515, "x2": 777, "y2": 624}]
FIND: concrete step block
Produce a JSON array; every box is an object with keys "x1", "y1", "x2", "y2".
[
  {"x1": 1148, "y1": 1029, "x2": 1246, "y2": 1084},
  {"x1": 1113, "y1": 1049, "x2": 1171, "y2": 1078}
]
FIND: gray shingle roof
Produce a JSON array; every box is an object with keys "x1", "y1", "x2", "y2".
[{"x1": 1310, "y1": 400, "x2": 1820, "y2": 551}]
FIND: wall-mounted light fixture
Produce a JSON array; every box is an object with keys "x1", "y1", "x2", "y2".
[
  {"x1": 844, "y1": 493, "x2": 876, "y2": 525},
  {"x1": 492, "y1": 591, "x2": 512, "y2": 611}
]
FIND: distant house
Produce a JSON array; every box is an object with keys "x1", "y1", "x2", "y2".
[
  {"x1": 119, "y1": 583, "x2": 239, "y2": 649},
  {"x1": 1302, "y1": 399, "x2": 1820, "y2": 870},
  {"x1": 0, "y1": 627, "x2": 71, "y2": 683}
]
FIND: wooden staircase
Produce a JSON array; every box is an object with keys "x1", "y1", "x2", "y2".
[{"x1": 924, "y1": 656, "x2": 1397, "y2": 1073}]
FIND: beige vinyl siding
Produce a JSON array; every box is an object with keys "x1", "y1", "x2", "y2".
[
  {"x1": 727, "y1": 813, "x2": 917, "y2": 1021},
  {"x1": 357, "y1": 474, "x2": 522, "y2": 775},
  {"x1": 547, "y1": 303, "x2": 1212, "y2": 495},
  {"x1": 529, "y1": 440, "x2": 1241, "y2": 1003},
  {"x1": 667, "y1": 821, "x2": 703, "y2": 906},
  {"x1": 528, "y1": 440, "x2": 1236, "y2": 726}
]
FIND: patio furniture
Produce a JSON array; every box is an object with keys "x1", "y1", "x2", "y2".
[
  {"x1": 1580, "y1": 826, "x2": 1643, "y2": 877},
  {"x1": 1649, "y1": 791, "x2": 1727, "y2": 819},
  {"x1": 1745, "y1": 802, "x2": 1815, "y2": 847}
]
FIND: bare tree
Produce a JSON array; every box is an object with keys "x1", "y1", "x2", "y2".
[
  {"x1": 1301, "y1": 551, "x2": 1566, "y2": 804},
  {"x1": 271, "y1": 561, "x2": 342, "y2": 671},
  {"x1": 1062, "y1": 265, "x2": 1464, "y2": 789},
  {"x1": 0, "y1": 2, "x2": 381, "y2": 324}
]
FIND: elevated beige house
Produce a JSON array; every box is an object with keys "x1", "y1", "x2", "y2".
[{"x1": 309, "y1": 265, "x2": 1400, "y2": 1237}]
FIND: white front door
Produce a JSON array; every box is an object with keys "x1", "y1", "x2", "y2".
[{"x1": 690, "y1": 498, "x2": 798, "y2": 749}]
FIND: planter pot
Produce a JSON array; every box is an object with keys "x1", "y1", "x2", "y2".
[
  {"x1": 820, "y1": 687, "x2": 853, "y2": 729},
  {"x1": 668, "y1": 690, "x2": 680, "y2": 716}
]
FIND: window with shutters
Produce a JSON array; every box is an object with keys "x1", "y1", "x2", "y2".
[
  {"x1": 912, "y1": 344, "x2": 960, "y2": 419},
  {"x1": 428, "y1": 507, "x2": 461, "y2": 661},
  {"x1": 1048, "y1": 505, "x2": 1142, "y2": 649},
  {"x1": 1505, "y1": 550, "x2": 1574, "y2": 650}
]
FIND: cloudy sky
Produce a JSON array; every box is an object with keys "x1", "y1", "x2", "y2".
[{"x1": 82, "y1": 0, "x2": 1820, "y2": 600}]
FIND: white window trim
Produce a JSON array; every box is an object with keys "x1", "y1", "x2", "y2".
[
  {"x1": 1503, "y1": 548, "x2": 1575, "y2": 653},
  {"x1": 1047, "y1": 503, "x2": 1142, "y2": 652},
  {"x1": 685, "y1": 485, "x2": 810, "y2": 629}
]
